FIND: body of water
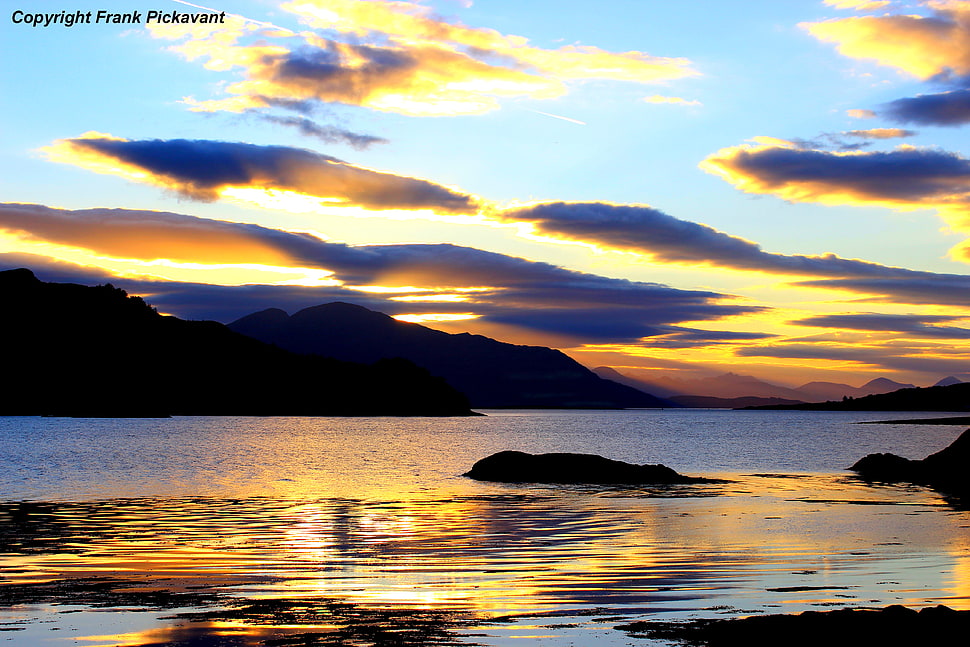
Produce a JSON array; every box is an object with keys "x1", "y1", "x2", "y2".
[{"x1": 1, "y1": 410, "x2": 968, "y2": 646}]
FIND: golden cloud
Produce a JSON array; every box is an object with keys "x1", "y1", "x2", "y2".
[
  {"x1": 803, "y1": 4, "x2": 970, "y2": 80},
  {"x1": 151, "y1": 0, "x2": 697, "y2": 117},
  {"x1": 642, "y1": 95, "x2": 702, "y2": 106}
]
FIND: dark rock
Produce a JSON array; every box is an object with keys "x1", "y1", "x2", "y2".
[
  {"x1": 850, "y1": 428, "x2": 970, "y2": 498},
  {"x1": 616, "y1": 604, "x2": 970, "y2": 647},
  {"x1": 463, "y1": 450, "x2": 707, "y2": 484}
]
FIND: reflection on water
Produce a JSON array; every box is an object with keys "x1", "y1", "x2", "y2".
[
  {"x1": 1, "y1": 475, "x2": 969, "y2": 645},
  {"x1": 1, "y1": 411, "x2": 969, "y2": 645}
]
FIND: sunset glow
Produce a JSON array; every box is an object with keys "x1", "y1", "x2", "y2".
[{"x1": 5, "y1": 0, "x2": 970, "y2": 387}]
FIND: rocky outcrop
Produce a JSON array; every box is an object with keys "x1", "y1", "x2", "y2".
[
  {"x1": 463, "y1": 450, "x2": 710, "y2": 484},
  {"x1": 850, "y1": 428, "x2": 970, "y2": 497}
]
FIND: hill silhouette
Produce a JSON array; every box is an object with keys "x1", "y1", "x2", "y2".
[
  {"x1": 593, "y1": 367, "x2": 916, "y2": 405},
  {"x1": 229, "y1": 303, "x2": 670, "y2": 409},
  {"x1": 0, "y1": 269, "x2": 473, "y2": 416},
  {"x1": 744, "y1": 382, "x2": 970, "y2": 412}
]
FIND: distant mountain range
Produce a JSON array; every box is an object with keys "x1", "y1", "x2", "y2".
[
  {"x1": 228, "y1": 302, "x2": 670, "y2": 409},
  {"x1": 593, "y1": 367, "x2": 921, "y2": 406},
  {"x1": 0, "y1": 269, "x2": 473, "y2": 416},
  {"x1": 745, "y1": 382, "x2": 970, "y2": 412}
]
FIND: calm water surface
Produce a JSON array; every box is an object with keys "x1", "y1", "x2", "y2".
[{"x1": 0, "y1": 410, "x2": 968, "y2": 646}]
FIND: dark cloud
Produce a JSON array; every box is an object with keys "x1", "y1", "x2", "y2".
[
  {"x1": 635, "y1": 327, "x2": 776, "y2": 349},
  {"x1": 52, "y1": 136, "x2": 478, "y2": 213},
  {"x1": 791, "y1": 313, "x2": 970, "y2": 339},
  {"x1": 883, "y1": 88, "x2": 970, "y2": 126},
  {"x1": 704, "y1": 144, "x2": 970, "y2": 203},
  {"x1": 736, "y1": 343, "x2": 970, "y2": 375},
  {"x1": 260, "y1": 115, "x2": 388, "y2": 149},
  {"x1": 0, "y1": 204, "x2": 758, "y2": 343},
  {"x1": 793, "y1": 275, "x2": 970, "y2": 307},
  {"x1": 501, "y1": 201, "x2": 932, "y2": 278}
]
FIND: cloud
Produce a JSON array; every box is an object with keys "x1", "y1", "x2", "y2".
[
  {"x1": 499, "y1": 200, "x2": 935, "y2": 277},
  {"x1": 843, "y1": 128, "x2": 916, "y2": 139},
  {"x1": 642, "y1": 95, "x2": 702, "y2": 107},
  {"x1": 497, "y1": 201, "x2": 970, "y2": 306},
  {"x1": 632, "y1": 327, "x2": 776, "y2": 349},
  {"x1": 883, "y1": 88, "x2": 970, "y2": 125},
  {"x1": 260, "y1": 115, "x2": 389, "y2": 148},
  {"x1": 0, "y1": 203, "x2": 756, "y2": 343},
  {"x1": 735, "y1": 342, "x2": 970, "y2": 375},
  {"x1": 789, "y1": 129, "x2": 915, "y2": 152},
  {"x1": 0, "y1": 202, "x2": 298, "y2": 267},
  {"x1": 41, "y1": 133, "x2": 970, "y2": 306},
  {"x1": 847, "y1": 108, "x2": 876, "y2": 118},
  {"x1": 700, "y1": 140, "x2": 970, "y2": 219},
  {"x1": 791, "y1": 312, "x2": 970, "y2": 338},
  {"x1": 824, "y1": 0, "x2": 890, "y2": 9},
  {"x1": 793, "y1": 274, "x2": 970, "y2": 306},
  {"x1": 803, "y1": 5, "x2": 970, "y2": 81},
  {"x1": 807, "y1": 4, "x2": 970, "y2": 128},
  {"x1": 43, "y1": 134, "x2": 479, "y2": 214},
  {"x1": 151, "y1": 0, "x2": 697, "y2": 117}
]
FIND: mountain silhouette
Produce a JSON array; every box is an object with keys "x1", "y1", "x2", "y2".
[
  {"x1": 744, "y1": 382, "x2": 970, "y2": 411},
  {"x1": 0, "y1": 269, "x2": 473, "y2": 416},
  {"x1": 795, "y1": 377, "x2": 915, "y2": 402},
  {"x1": 229, "y1": 302, "x2": 670, "y2": 409},
  {"x1": 935, "y1": 376, "x2": 966, "y2": 387},
  {"x1": 594, "y1": 367, "x2": 918, "y2": 405}
]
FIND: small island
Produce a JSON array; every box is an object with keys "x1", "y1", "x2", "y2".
[
  {"x1": 463, "y1": 450, "x2": 715, "y2": 484},
  {"x1": 849, "y1": 428, "x2": 970, "y2": 499}
]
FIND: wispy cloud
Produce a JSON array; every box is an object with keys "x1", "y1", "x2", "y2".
[
  {"x1": 258, "y1": 115, "x2": 389, "y2": 148},
  {"x1": 791, "y1": 312, "x2": 970, "y2": 339}
]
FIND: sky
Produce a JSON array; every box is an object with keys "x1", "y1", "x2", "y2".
[{"x1": 2, "y1": 0, "x2": 970, "y2": 388}]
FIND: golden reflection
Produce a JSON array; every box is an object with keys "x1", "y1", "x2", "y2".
[
  {"x1": 946, "y1": 536, "x2": 970, "y2": 604},
  {"x1": 2, "y1": 473, "x2": 967, "y2": 646}
]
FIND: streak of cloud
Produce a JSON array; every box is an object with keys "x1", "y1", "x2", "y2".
[
  {"x1": 259, "y1": 115, "x2": 389, "y2": 148},
  {"x1": 525, "y1": 109, "x2": 587, "y2": 125}
]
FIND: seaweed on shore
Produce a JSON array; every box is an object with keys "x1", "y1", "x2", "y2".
[
  {"x1": 0, "y1": 576, "x2": 483, "y2": 647},
  {"x1": 169, "y1": 598, "x2": 482, "y2": 646},
  {"x1": 0, "y1": 577, "x2": 225, "y2": 609}
]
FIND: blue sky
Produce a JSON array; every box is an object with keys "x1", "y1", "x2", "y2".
[{"x1": 3, "y1": 0, "x2": 970, "y2": 387}]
